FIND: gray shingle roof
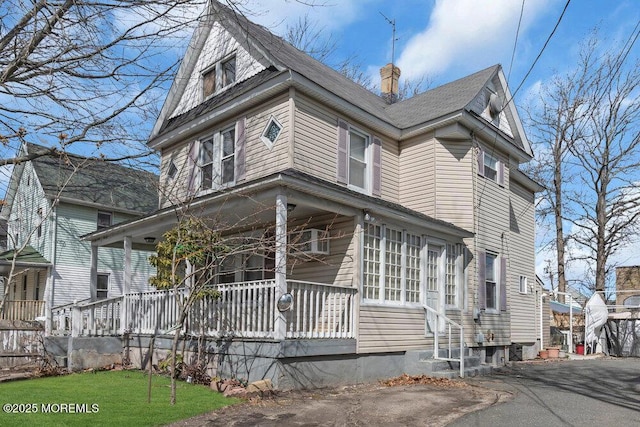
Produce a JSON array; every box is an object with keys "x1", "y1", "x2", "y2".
[
  {"x1": 385, "y1": 65, "x2": 499, "y2": 128},
  {"x1": 27, "y1": 143, "x2": 158, "y2": 214},
  {"x1": 169, "y1": 2, "x2": 498, "y2": 134}
]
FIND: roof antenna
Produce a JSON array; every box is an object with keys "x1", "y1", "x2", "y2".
[{"x1": 379, "y1": 12, "x2": 397, "y2": 67}]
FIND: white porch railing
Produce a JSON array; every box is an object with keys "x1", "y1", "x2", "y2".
[
  {"x1": 1, "y1": 300, "x2": 45, "y2": 321},
  {"x1": 423, "y1": 304, "x2": 465, "y2": 378},
  {"x1": 52, "y1": 280, "x2": 356, "y2": 340},
  {"x1": 51, "y1": 297, "x2": 122, "y2": 336}
]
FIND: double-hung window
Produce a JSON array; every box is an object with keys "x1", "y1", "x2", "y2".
[
  {"x1": 337, "y1": 120, "x2": 381, "y2": 196},
  {"x1": 485, "y1": 253, "x2": 498, "y2": 310},
  {"x1": 97, "y1": 273, "x2": 109, "y2": 299},
  {"x1": 200, "y1": 126, "x2": 236, "y2": 190},
  {"x1": 483, "y1": 152, "x2": 498, "y2": 181},
  {"x1": 349, "y1": 129, "x2": 368, "y2": 190}
]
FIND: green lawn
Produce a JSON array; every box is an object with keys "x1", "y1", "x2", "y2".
[{"x1": 0, "y1": 370, "x2": 239, "y2": 426}]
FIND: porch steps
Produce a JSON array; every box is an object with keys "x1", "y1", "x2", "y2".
[{"x1": 404, "y1": 350, "x2": 493, "y2": 379}]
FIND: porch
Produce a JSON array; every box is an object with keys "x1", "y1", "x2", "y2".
[
  {"x1": 51, "y1": 280, "x2": 357, "y2": 340},
  {"x1": 0, "y1": 300, "x2": 45, "y2": 321}
]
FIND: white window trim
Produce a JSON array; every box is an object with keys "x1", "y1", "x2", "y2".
[
  {"x1": 201, "y1": 53, "x2": 237, "y2": 100},
  {"x1": 485, "y1": 252, "x2": 499, "y2": 313},
  {"x1": 198, "y1": 125, "x2": 236, "y2": 192},
  {"x1": 361, "y1": 222, "x2": 461, "y2": 309},
  {"x1": 260, "y1": 115, "x2": 283, "y2": 150},
  {"x1": 347, "y1": 126, "x2": 370, "y2": 193},
  {"x1": 96, "y1": 273, "x2": 109, "y2": 300},
  {"x1": 519, "y1": 275, "x2": 528, "y2": 294}
]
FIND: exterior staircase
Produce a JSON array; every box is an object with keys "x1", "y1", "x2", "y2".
[{"x1": 404, "y1": 349, "x2": 493, "y2": 379}]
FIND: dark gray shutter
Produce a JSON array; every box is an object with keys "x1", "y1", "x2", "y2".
[
  {"x1": 477, "y1": 251, "x2": 486, "y2": 310},
  {"x1": 372, "y1": 136, "x2": 382, "y2": 197},
  {"x1": 236, "y1": 117, "x2": 246, "y2": 182},
  {"x1": 337, "y1": 119, "x2": 348, "y2": 184},
  {"x1": 498, "y1": 159, "x2": 505, "y2": 186},
  {"x1": 477, "y1": 147, "x2": 484, "y2": 177},
  {"x1": 500, "y1": 256, "x2": 507, "y2": 311},
  {"x1": 186, "y1": 140, "x2": 200, "y2": 195}
]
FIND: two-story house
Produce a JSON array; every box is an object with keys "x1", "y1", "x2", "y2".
[
  {"x1": 0, "y1": 142, "x2": 158, "y2": 330},
  {"x1": 83, "y1": 1, "x2": 540, "y2": 388}
]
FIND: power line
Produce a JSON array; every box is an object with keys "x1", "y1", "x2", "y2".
[
  {"x1": 507, "y1": 0, "x2": 571, "y2": 105},
  {"x1": 507, "y1": 0, "x2": 526, "y2": 83}
]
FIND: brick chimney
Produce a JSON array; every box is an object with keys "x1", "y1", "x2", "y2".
[{"x1": 380, "y1": 63, "x2": 401, "y2": 103}]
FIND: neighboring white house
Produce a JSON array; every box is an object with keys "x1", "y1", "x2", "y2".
[
  {"x1": 0, "y1": 142, "x2": 158, "y2": 327},
  {"x1": 77, "y1": 1, "x2": 541, "y2": 387}
]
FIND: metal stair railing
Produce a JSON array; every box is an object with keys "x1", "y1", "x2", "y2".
[{"x1": 422, "y1": 304, "x2": 465, "y2": 378}]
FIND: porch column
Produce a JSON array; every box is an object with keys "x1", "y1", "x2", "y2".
[
  {"x1": 44, "y1": 266, "x2": 53, "y2": 335},
  {"x1": 274, "y1": 192, "x2": 288, "y2": 341},
  {"x1": 90, "y1": 243, "x2": 98, "y2": 301},
  {"x1": 121, "y1": 236, "x2": 132, "y2": 333}
]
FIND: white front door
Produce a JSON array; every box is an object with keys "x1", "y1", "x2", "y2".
[{"x1": 425, "y1": 245, "x2": 443, "y2": 333}]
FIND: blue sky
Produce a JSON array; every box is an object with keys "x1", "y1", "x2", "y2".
[
  {"x1": 247, "y1": 0, "x2": 640, "y2": 290},
  {"x1": 250, "y1": 0, "x2": 638, "y2": 105}
]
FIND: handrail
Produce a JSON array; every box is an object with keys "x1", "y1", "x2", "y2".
[{"x1": 423, "y1": 304, "x2": 464, "y2": 378}]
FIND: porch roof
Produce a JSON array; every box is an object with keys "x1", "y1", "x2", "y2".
[
  {"x1": 81, "y1": 169, "x2": 473, "y2": 248},
  {"x1": 0, "y1": 245, "x2": 51, "y2": 272}
]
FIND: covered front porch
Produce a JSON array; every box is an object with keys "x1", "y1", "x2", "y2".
[
  {"x1": 51, "y1": 279, "x2": 356, "y2": 340},
  {"x1": 0, "y1": 245, "x2": 50, "y2": 322}
]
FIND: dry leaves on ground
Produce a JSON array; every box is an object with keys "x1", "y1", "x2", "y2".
[{"x1": 380, "y1": 374, "x2": 469, "y2": 388}]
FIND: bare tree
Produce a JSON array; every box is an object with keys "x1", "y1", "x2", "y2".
[
  {"x1": 527, "y1": 32, "x2": 640, "y2": 294},
  {"x1": 0, "y1": 0, "x2": 216, "y2": 167},
  {"x1": 525, "y1": 55, "x2": 592, "y2": 301}
]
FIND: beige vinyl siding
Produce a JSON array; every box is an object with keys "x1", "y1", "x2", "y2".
[
  {"x1": 358, "y1": 306, "x2": 429, "y2": 353},
  {"x1": 508, "y1": 179, "x2": 537, "y2": 342},
  {"x1": 288, "y1": 214, "x2": 355, "y2": 288},
  {"x1": 158, "y1": 95, "x2": 291, "y2": 208},
  {"x1": 381, "y1": 138, "x2": 399, "y2": 203},
  {"x1": 244, "y1": 94, "x2": 291, "y2": 182},
  {"x1": 467, "y1": 143, "x2": 512, "y2": 346},
  {"x1": 159, "y1": 144, "x2": 191, "y2": 208},
  {"x1": 435, "y1": 139, "x2": 474, "y2": 230},
  {"x1": 293, "y1": 95, "x2": 340, "y2": 182},
  {"x1": 399, "y1": 134, "x2": 435, "y2": 216},
  {"x1": 293, "y1": 94, "x2": 398, "y2": 202}
]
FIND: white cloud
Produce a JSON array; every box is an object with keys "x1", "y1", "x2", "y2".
[{"x1": 396, "y1": 0, "x2": 551, "y2": 82}]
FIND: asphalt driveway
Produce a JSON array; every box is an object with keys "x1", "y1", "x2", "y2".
[
  {"x1": 454, "y1": 357, "x2": 640, "y2": 426},
  {"x1": 170, "y1": 357, "x2": 639, "y2": 427}
]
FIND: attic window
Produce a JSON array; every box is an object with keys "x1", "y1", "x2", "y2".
[
  {"x1": 202, "y1": 54, "x2": 237, "y2": 99},
  {"x1": 222, "y1": 56, "x2": 236, "y2": 87},
  {"x1": 97, "y1": 211, "x2": 112, "y2": 230},
  {"x1": 167, "y1": 161, "x2": 178, "y2": 180},
  {"x1": 260, "y1": 116, "x2": 282, "y2": 149}
]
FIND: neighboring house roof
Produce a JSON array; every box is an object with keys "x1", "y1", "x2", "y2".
[
  {"x1": 25, "y1": 143, "x2": 158, "y2": 214},
  {"x1": 0, "y1": 245, "x2": 50, "y2": 266},
  {"x1": 550, "y1": 300, "x2": 583, "y2": 315},
  {"x1": 151, "y1": 1, "x2": 531, "y2": 160}
]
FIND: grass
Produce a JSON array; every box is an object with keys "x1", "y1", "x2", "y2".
[{"x1": 0, "y1": 370, "x2": 240, "y2": 426}]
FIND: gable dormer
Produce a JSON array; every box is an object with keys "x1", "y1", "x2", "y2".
[
  {"x1": 170, "y1": 20, "x2": 267, "y2": 119},
  {"x1": 470, "y1": 77, "x2": 513, "y2": 138}
]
